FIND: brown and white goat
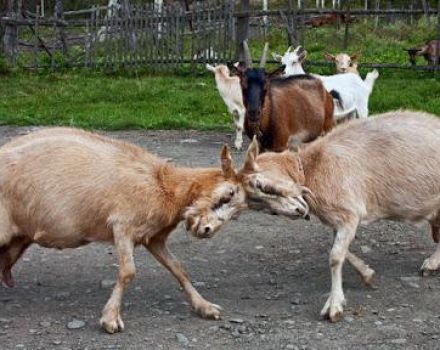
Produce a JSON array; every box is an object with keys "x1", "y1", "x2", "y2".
[
  {"x1": 240, "y1": 110, "x2": 440, "y2": 322},
  {"x1": 206, "y1": 63, "x2": 245, "y2": 150},
  {"x1": 0, "y1": 127, "x2": 247, "y2": 333},
  {"x1": 233, "y1": 41, "x2": 335, "y2": 152},
  {"x1": 324, "y1": 51, "x2": 360, "y2": 74},
  {"x1": 405, "y1": 39, "x2": 440, "y2": 66}
]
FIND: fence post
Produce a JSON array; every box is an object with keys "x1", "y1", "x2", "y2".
[
  {"x1": 343, "y1": 0, "x2": 350, "y2": 50},
  {"x1": 236, "y1": 0, "x2": 249, "y2": 61},
  {"x1": 34, "y1": 5, "x2": 40, "y2": 69},
  {"x1": 55, "y1": 0, "x2": 67, "y2": 55},
  {"x1": 437, "y1": 0, "x2": 439, "y2": 72},
  {"x1": 3, "y1": 0, "x2": 18, "y2": 66},
  {"x1": 422, "y1": 0, "x2": 431, "y2": 25}
]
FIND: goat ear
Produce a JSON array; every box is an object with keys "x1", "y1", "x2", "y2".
[
  {"x1": 272, "y1": 52, "x2": 282, "y2": 62},
  {"x1": 243, "y1": 136, "x2": 259, "y2": 171},
  {"x1": 268, "y1": 65, "x2": 286, "y2": 79},
  {"x1": 298, "y1": 50, "x2": 307, "y2": 62},
  {"x1": 350, "y1": 52, "x2": 360, "y2": 61},
  {"x1": 324, "y1": 52, "x2": 335, "y2": 61},
  {"x1": 229, "y1": 62, "x2": 246, "y2": 77},
  {"x1": 220, "y1": 144, "x2": 235, "y2": 178}
]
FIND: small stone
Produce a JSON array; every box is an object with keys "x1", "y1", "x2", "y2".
[
  {"x1": 374, "y1": 321, "x2": 383, "y2": 326},
  {"x1": 208, "y1": 325, "x2": 220, "y2": 332},
  {"x1": 391, "y1": 338, "x2": 407, "y2": 345},
  {"x1": 180, "y1": 139, "x2": 198, "y2": 144},
  {"x1": 255, "y1": 245, "x2": 264, "y2": 250},
  {"x1": 15, "y1": 345, "x2": 24, "y2": 349},
  {"x1": 67, "y1": 319, "x2": 86, "y2": 329},
  {"x1": 237, "y1": 325, "x2": 247, "y2": 334},
  {"x1": 100, "y1": 279, "x2": 116, "y2": 289},
  {"x1": 193, "y1": 281, "x2": 206, "y2": 287},
  {"x1": 55, "y1": 292, "x2": 71, "y2": 301},
  {"x1": 286, "y1": 345, "x2": 298, "y2": 350},
  {"x1": 53, "y1": 340, "x2": 62, "y2": 345},
  {"x1": 175, "y1": 332, "x2": 189, "y2": 346},
  {"x1": 291, "y1": 298, "x2": 301, "y2": 305},
  {"x1": 231, "y1": 329, "x2": 240, "y2": 338},
  {"x1": 39, "y1": 321, "x2": 51, "y2": 328},
  {"x1": 345, "y1": 316, "x2": 354, "y2": 323},
  {"x1": 360, "y1": 245, "x2": 372, "y2": 254},
  {"x1": 399, "y1": 277, "x2": 420, "y2": 288},
  {"x1": 229, "y1": 318, "x2": 244, "y2": 324}
]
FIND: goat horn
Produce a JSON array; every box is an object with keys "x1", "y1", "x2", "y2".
[
  {"x1": 242, "y1": 40, "x2": 253, "y2": 68},
  {"x1": 259, "y1": 42, "x2": 269, "y2": 68}
]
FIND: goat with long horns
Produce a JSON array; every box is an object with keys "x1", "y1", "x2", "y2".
[{"x1": 231, "y1": 41, "x2": 335, "y2": 152}]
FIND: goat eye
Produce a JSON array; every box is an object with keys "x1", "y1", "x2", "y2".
[
  {"x1": 255, "y1": 179, "x2": 263, "y2": 190},
  {"x1": 212, "y1": 196, "x2": 231, "y2": 210}
]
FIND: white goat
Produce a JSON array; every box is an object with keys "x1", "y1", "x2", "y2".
[
  {"x1": 324, "y1": 52, "x2": 360, "y2": 74},
  {"x1": 273, "y1": 46, "x2": 379, "y2": 121},
  {"x1": 206, "y1": 64, "x2": 245, "y2": 150}
]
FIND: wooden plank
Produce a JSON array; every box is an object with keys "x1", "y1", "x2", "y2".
[
  {"x1": 34, "y1": 5, "x2": 40, "y2": 69},
  {"x1": 236, "y1": 0, "x2": 249, "y2": 61}
]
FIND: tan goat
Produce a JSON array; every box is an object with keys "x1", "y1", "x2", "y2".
[
  {"x1": 240, "y1": 110, "x2": 440, "y2": 322},
  {"x1": 0, "y1": 127, "x2": 247, "y2": 333}
]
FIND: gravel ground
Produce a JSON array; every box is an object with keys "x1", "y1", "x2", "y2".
[{"x1": 0, "y1": 126, "x2": 439, "y2": 350}]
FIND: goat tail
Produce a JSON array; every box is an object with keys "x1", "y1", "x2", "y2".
[
  {"x1": 364, "y1": 69, "x2": 379, "y2": 94},
  {"x1": 329, "y1": 90, "x2": 343, "y2": 110}
]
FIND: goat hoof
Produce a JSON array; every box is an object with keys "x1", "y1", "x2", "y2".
[
  {"x1": 100, "y1": 312, "x2": 124, "y2": 334},
  {"x1": 321, "y1": 294, "x2": 345, "y2": 322},
  {"x1": 1, "y1": 269, "x2": 14, "y2": 288},
  {"x1": 420, "y1": 259, "x2": 439, "y2": 277},
  {"x1": 362, "y1": 270, "x2": 377, "y2": 288},
  {"x1": 194, "y1": 301, "x2": 222, "y2": 320}
]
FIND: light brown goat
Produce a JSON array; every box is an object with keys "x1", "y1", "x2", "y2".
[
  {"x1": 0, "y1": 127, "x2": 247, "y2": 333},
  {"x1": 240, "y1": 110, "x2": 440, "y2": 322}
]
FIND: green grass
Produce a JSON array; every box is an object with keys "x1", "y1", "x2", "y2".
[
  {"x1": 0, "y1": 69, "x2": 438, "y2": 131},
  {"x1": 0, "y1": 72, "x2": 231, "y2": 130}
]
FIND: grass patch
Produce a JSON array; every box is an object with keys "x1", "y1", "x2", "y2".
[{"x1": 0, "y1": 69, "x2": 438, "y2": 131}]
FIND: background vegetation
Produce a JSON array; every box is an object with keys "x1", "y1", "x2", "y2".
[
  {"x1": 0, "y1": 4, "x2": 438, "y2": 131},
  {"x1": 0, "y1": 67, "x2": 438, "y2": 130}
]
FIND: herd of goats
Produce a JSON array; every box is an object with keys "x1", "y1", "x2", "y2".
[{"x1": 1, "y1": 41, "x2": 440, "y2": 335}]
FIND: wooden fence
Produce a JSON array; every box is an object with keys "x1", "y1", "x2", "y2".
[{"x1": 1, "y1": 0, "x2": 439, "y2": 72}]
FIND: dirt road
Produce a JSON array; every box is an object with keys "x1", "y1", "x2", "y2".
[{"x1": 0, "y1": 127, "x2": 439, "y2": 350}]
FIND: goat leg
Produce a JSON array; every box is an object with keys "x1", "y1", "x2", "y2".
[
  {"x1": 146, "y1": 232, "x2": 222, "y2": 320},
  {"x1": 100, "y1": 228, "x2": 136, "y2": 334},
  {"x1": 322, "y1": 220, "x2": 357, "y2": 322}
]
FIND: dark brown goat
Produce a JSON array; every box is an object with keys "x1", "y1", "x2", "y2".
[
  {"x1": 233, "y1": 42, "x2": 335, "y2": 152},
  {"x1": 405, "y1": 40, "x2": 440, "y2": 66}
]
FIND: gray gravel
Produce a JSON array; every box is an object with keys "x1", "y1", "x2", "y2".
[{"x1": 0, "y1": 126, "x2": 439, "y2": 349}]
